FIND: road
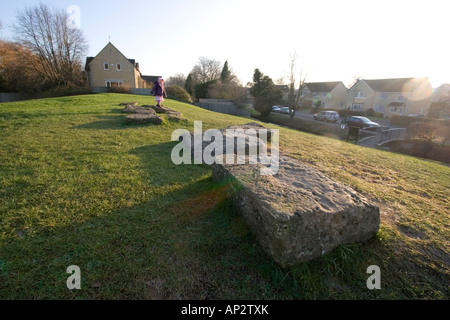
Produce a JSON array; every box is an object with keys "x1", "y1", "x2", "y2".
[
  {"x1": 290, "y1": 109, "x2": 393, "y2": 128},
  {"x1": 272, "y1": 109, "x2": 406, "y2": 148}
]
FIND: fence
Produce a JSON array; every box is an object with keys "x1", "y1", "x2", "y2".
[
  {"x1": 196, "y1": 99, "x2": 250, "y2": 117},
  {"x1": 379, "y1": 128, "x2": 407, "y2": 144},
  {"x1": 0, "y1": 93, "x2": 26, "y2": 103},
  {"x1": 91, "y1": 87, "x2": 153, "y2": 95}
]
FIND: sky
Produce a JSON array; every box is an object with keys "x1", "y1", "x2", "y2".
[{"x1": 1, "y1": 0, "x2": 449, "y2": 88}]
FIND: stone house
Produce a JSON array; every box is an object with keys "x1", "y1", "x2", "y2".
[
  {"x1": 300, "y1": 81, "x2": 348, "y2": 109},
  {"x1": 85, "y1": 42, "x2": 158, "y2": 89},
  {"x1": 346, "y1": 77, "x2": 433, "y2": 117}
]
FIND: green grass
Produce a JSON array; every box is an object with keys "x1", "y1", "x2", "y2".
[{"x1": 0, "y1": 93, "x2": 448, "y2": 299}]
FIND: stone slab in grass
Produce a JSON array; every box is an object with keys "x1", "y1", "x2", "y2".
[
  {"x1": 145, "y1": 104, "x2": 175, "y2": 114},
  {"x1": 122, "y1": 104, "x2": 157, "y2": 115},
  {"x1": 124, "y1": 114, "x2": 163, "y2": 125},
  {"x1": 211, "y1": 154, "x2": 380, "y2": 267},
  {"x1": 178, "y1": 123, "x2": 271, "y2": 160},
  {"x1": 166, "y1": 114, "x2": 187, "y2": 122}
]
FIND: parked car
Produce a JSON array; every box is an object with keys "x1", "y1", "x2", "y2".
[
  {"x1": 272, "y1": 106, "x2": 281, "y2": 113},
  {"x1": 342, "y1": 116, "x2": 380, "y2": 129},
  {"x1": 313, "y1": 111, "x2": 340, "y2": 122},
  {"x1": 279, "y1": 107, "x2": 291, "y2": 114}
]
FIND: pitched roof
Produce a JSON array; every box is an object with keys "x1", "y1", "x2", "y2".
[
  {"x1": 84, "y1": 42, "x2": 139, "y2": 71},
  {"x1": 363, "y1": 77, "x2": 429, "y2": 92},
  {"x1": 303, "y1": 81, "x2": 342, "y2": 93},
  {"x1": 141, "y1": 75, "x2": 161, "y2": 84},
  {"x1": 275, "y1": 85, "x2": 290, "y2": 92},
  {"x1": 85, "y1": 57, "x2": 94, "y2": 71}
]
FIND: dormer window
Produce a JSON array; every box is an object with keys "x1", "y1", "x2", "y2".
[
  {"x1": 116, "y1": 63, "x2": 122, "y2": 71},
  {"x1": 104, "y1": 63, "x2": 109, "y2": 70}
]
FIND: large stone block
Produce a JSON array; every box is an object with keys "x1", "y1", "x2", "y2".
[
  {"x1": 178, "y1": 123, "x2": 272, "y2": 159},
  {"x1": 124, "y1": 114, "x2": 162, "y2": 125},
  {"x1": 212, "y1": 154, "x2": 380, "y2": 267}
]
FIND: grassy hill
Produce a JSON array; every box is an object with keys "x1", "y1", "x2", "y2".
[{"x1": 0, "y1": 93, "x2": 448, "y2": 299}]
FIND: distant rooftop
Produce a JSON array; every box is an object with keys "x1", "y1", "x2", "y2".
[
  {"x1": 303, "y1": 81, "x2": 343, "y2": 93},
  {"x1": 361, "y1": 77, "x2": 430, "y2": 92}
]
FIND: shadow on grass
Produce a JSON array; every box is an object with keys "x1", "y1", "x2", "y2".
[
  {"x1": 72, "y1": 115, "x2": 127, "y2": 130},
  {"x1": 2, "y1": 141, "x2": 439, "y2": 300},
  {"x1": 72, "y1": 114, "x2": 165, "y2": 131},
  {"x1": 0, "y1": 170, "x2": 274, "y2": 299}
]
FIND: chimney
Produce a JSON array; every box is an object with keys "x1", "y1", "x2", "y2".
[{"x1": 135, "y1": 62, "x2": 140, "y2": 71}]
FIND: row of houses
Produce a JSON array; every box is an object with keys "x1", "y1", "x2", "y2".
[
  {"x1": 85, "y1": 42, "x2": 449, "y2": 119},
  {"x1": 279, "y1": 77, "x2": 449, "y2": 118}
]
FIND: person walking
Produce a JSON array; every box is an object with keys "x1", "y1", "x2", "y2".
[{"x1": 151, "y1": 77, "x2": 167, "y2": 108}]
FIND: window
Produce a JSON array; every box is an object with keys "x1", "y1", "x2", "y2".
[
  {"x1": 377, "y1": 93, "x2": 387, "y2": 99},
  {"x1": 104, "y1": 62, "x2": 109, "y2": 70},
  {"x1": 105, "y1": 80, "x2": 123, "y2": 88},
  {"x1": 352, "y1": 103, "x2": 363, "y2": 111},
  {"x1": 375, "y1": 105, "x2": 385, "y2": 113},
  {"x1": 398, "y1": 94, "x2": 405, "y2": 101},
  {"x1": 355, "y1": 91, "x2": 366, "y2": 98},
  {"x1": 116, "y1": 63, "x2": 122, "y2": 71}
]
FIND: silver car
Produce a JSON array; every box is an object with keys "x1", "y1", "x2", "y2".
[
  {"x1": 279, "y1": 107, "x2": 291, "y2": 114},
  {"x1": 313, "y1": 111, "x2": 340, "y2": 122}
]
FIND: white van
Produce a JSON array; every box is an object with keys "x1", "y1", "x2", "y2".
[{"x1": 313, "y1": 111, "x2": 340, "y2": 123}]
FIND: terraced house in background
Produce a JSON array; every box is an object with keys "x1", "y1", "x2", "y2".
[{"x1": 346, "y1": 77, "x2": 433, "y2": 118}]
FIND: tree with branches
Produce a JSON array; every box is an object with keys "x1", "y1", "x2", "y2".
[
  {"x1": 13, "y1": 3, "x2": 88, "y2": 90},
  {"x1": 189, "y1": 56, "x2": 221, "y2": 83}
]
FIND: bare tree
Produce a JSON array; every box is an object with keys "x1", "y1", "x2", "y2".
[
  {"x1": 0, "y1": 40, "x2": 40, "y2": 92},
  {"x1": 275, "y1": 78, "x2": 286, "y2": 85},
  {"x1": 13, "y1": 3, "x2": 88, "y2": 89},
  {"x1": 190, "y1": 56, "x2": 221, "y2": 83},
  {"x1": 166, "y1": 73, "x2": 186, "y2": 87},
  {"x1": 287, "y1": 52, "x2": 297, "y2": 117},
  {"x1": 208, "y1": 78, "x2": 246, "y2": 103},
  {"x1": 292, "y1": 61, "x2": 308, "y2": 118}
]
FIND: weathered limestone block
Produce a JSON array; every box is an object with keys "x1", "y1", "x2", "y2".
[
  {"x1": 122, "y1": 105, "x2": 157, "y2": 115},
  {"x1": 124, "y1": 114, "x2": 162, "y2": 125},
  {"x1": 167, "y1": 110, "x2": 184, "y2": 118},
  {"x1": 119, "y1": 102, "x2": 139, "y2": 106},
  {"x1": 178, "y1": 123, "x2": 271, "y2": 159},
  {"x1": 166, "y1": 114, "x2": 187, "y2": 122},
  {"x1": 147, "y1": 105, "x2": 173, "y2": 114},
  {"x1": 226, "y1": 122, "x2": 273, "y2": 142},
  {"x1": 211, "y1": 154, "x2": 380, "y2": 267}
]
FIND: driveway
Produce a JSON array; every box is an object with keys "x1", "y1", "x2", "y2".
[{"x1": 271, "y1": 109, "x2": 407, "y2": 149}]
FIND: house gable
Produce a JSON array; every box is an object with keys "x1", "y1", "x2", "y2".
[
  {"x1": 85, "y1": 42, "x2": 143, "y2": 88},
  {"x1": 347, "y1": 77, "x2": 433, "y2": 116},
  {"x1": 304, "y1": 81, "x2": 341, "y2": 94}
]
